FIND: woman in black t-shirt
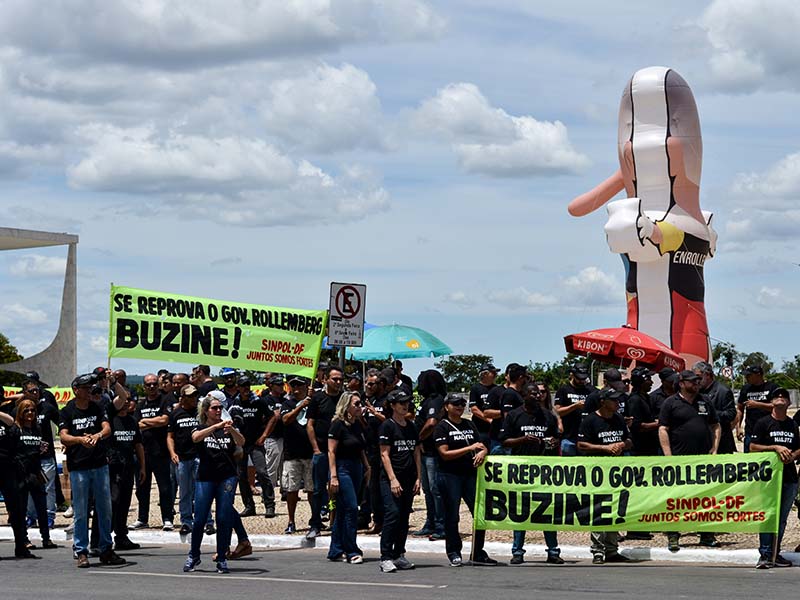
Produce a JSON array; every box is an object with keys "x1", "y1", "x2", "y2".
[
  {"x1": 326, "y1": 391, "x2": 369, "y2": 563},
  {"x1": 434, "y1": 394, "x2": 495, "y2": 567},
  {"x1": 15, "y1": 399, "x2": 56, "y2": 550},
  {"x1": 184, "y1": 394, "x2": 245, "y2": 575},
  {"x1": 108, "y1": 395, "x2": 145, "y2": 551},
  {"x1": 377, "y1": 390, "x2": 422, "y2": 573}
]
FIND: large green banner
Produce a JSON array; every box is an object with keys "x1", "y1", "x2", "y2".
[
  {"x1": 474, "y1": 453, "x2": 782, "y2": 533},
  {"x1": 108, "y1": 285, "x2": 327, "y2": 379}
]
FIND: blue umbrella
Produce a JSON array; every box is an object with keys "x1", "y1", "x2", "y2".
[{"x1": 346, "y1": 324, "x2": 453, "y2": 360}]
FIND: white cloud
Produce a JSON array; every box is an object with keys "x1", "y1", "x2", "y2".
[
  {"x1": 66, "y1": 125, "x2": 390, "y2": 226},
  {"x1": 89, "y1": 335, "x2": 107, "y2": 352},
  {"x1": 732, "y1": 151, "x2": 800, "y2": 209},
  {"x1": 724, "y1": 208, "x2": 800, "y2": 246},
  {"x1": 0, "y1": 1, "x2": 445, "y2": 69},
  {"x1": 0, "y1": 303, "x2": 47, "y2": 327},
  {"x1": 756, "y1": 286, "x2": 799, "y2": 308},
  {"x1": 558, "y1": 266, "x2": 620, "y2": 308},
  {"x1": 485, "y1": 287, "x2": 559, "y2": 309},
  {"x1": 9, "y1": 254, "x2": 67, "y2": 278},
  {"x1": 699, "y1": 0, "x2": 800, "y2": 92},
  {"x1": 263, "y1": 63, "x2": 387, "y2": 152},
  {"x1": 442, "y1": 291, "x2": 476, "y2": 308},
  {"x1": 411, "y1": 83, "x2": 589, "y2": 177},
  {"x1": 0, "y1": 140, "x2": 60, "y2": 175}
]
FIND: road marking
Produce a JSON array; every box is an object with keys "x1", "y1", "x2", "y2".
[{"x1": 91, "y1": 570, "x2": 435, "y2": 589}]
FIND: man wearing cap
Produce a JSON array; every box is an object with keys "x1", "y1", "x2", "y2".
[
  {"x1": 578, "y1": 388, "x2": 633, "y2": 564},
  {"x1": 231, "y1": 376, "x2": 276, "y2": 519},
  {"x1": 649, "y1": 368, "x2": 677, "y2": 417},
  {"x1": 25, "y1": 370, "x2": 59, "y2": 411},
  {"x1": 693, "y1": 361, "x2": 737, "y2": 454},
  {"x1": 261, "y1": 375, "x2": 287, "y2": 503},
  {"x1": 361, "y1": 369, "x2": 391, "y2": 534},
  {"x1": 627, "y1": 367, "x2": 659, "y2": 457},
  {"x1": 131, "y1": 373, "x2": 174, "y2": 531},
  {"x1": 659, "y1": 370, "x2": 721, "y2": 551},
  {"x1": 469, "y1": 364, "x2": 499, "y2": 448},
  {"x1": 280, "y1": 376, "x2": 314, "y2": 534},
  {"x1": 220, "y1": 368, "x2": 239, "y2": 408},
  {"x1": 59, "y1": 374, "x2": 126, "y2": 567},
  {"x1": 584, "y1": 368, "x2": 629, "y2": 417},
  {"x1": 168, "y1": 384, "x2": 212, "y2": 536},
  {"x1": 750, "y1": 388, "x2": 800, "y2": 568},
  {"x1": 346, "y1": 372, "x2": 363, "y2": 393},
  {"x1": 484, "y1": 364, "x2": 528, "y2": 455},
  {"x1": 392, "y1": 360, "x2": 414, "y2": 395},
  {"x1": 735, "y1": 365, "x2": 778, "y2": 453},
  {"x1": 555, "y1": 365, "x2": 596, "y2": 457}
]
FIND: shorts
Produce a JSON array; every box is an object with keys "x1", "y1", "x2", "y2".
[{"x1": 281, "y1": 458, "x2": 314, "y2": 493}]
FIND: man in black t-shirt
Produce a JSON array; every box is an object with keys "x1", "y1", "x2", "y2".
[
  {"x1": 578, "y1": 389, "x2": 632, "y2": 564},
  {"x1": 131, "y1": 373, "x2": 174, "y2": 531},
  {"x1": 305, "y1": 366, "x2": 343, "y2": 539},
  {"x1": 486, "y1": 364, "x2": 527, "y2": 455},
  {"x1": 659, "y1": 370, "x2": 720, "y2": 551},
  {"x1": 59, "y1": 373, "x2": 126, "y2": 567},
  {"x1": 280, "y1": 376, "x2": 314, "y2": 535},
  {"x1": 627, "y1": 368, "x2": 659, "y2": 456},
  {"x1": 693, "y1": 361, "x2": 736, "y2": 454},
  {"x1": 751, "y1": 388, "x2": 800, "y2": 568},
  {"x1": 360, "y1": 369, "x2": 389, "y2": 533},
  {"x1": 735, "y1": 364, "x2": 778, "y2": 453},
  {"x1": 469, "y1": 363, "x2": 498, "y2": 447},
  {"x1": 555, "y1": 365, "x2": 595, "y2": 456},
  {"x1": 231, "y1": 376, "x2": 276, "y2": 519},
  {"x1": 500, "y1": 384, "x2": 562, "y2": 564},
  {"x1": 168, "y1": 384, "x2": 209, "y2": 536},
  {"x1": 261, "y1": 375, "x2": 287, "y2": 501},
  {"x1": 649, "y1": 367, "x2": 677, "y2": 416},
  {"x1": 108, "y1": 393, "x2": 145, "y2": 550}
]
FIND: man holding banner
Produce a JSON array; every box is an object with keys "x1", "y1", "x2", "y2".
[
  {"x1": 750, "y1": 387, "x2": 800, "y2": 569},
  {"x1": 659, "y1": 370, "x2": 721, "y2": 552},
  {"x1": 577, "y1": 388, "x2": 633, "y2": 564}
]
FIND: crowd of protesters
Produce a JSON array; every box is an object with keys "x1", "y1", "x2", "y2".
[{"x1": 0, "y1": 359, "x2": 798, "y2": 573}]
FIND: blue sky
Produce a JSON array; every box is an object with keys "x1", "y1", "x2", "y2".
[{"x1": 0, "y1": 0, "x2": 798, "y2": 381}]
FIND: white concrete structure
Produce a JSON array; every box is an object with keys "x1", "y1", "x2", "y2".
[{"x1": 0, "y1": 227, "x2": 78, "y2": 386}]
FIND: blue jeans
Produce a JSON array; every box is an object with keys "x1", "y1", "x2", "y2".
[
  {"x1": 512, "y1": 530, "x2": 560, "y2": 558},
  {"x1": 176, "y1": 458, "x2": 212, "y2": 528},
  {"x1": 190, "y1": 476, "x2": 238, "y2": 561},
  {"x1": 743, "y1": 434, "x2": 752, "y2": 453},
  {"x1": 327, "y1": 459, "x2": 363, "y2": 560},
  {"x1": 310, "y1": 452, "x2": 330, "y2": 529},
  {"x1": 759, "y1": 481, "x2": 798, "y2": 557},
  {"x1": 561, "y1": 439, "x2": 577, "y2": 456},
  {"x1": 70, "y1": 466, "x2": 113, "y2": 556},
  {"x1": 490, "y1": 440, "x2": 511, "y2": 455},
  {"x1": 27, "y1": 457, "x2": 56, "y2": 522},
  {"x1": 420, "y1": 455, "x2": 444, "y2": 535},
  {"x1": 437, "y1": 470, "x2": 486, "y2": 559}
]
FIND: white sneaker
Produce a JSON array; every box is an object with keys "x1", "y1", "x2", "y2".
[
  {"x1": 129, "y1": 520, "x2": 148, "y2": 530},
  {"x1": 380, "y1": 559, "x2": 397, "y2": 573},
  {"x1": 393, "y1": 555, "x2": 415, "y2": 570},
  {"x1": 162, "y1": 520, "x2": 174, "y2": 531},
  {"x1": 64, "y1": 506, "x2": 74, "y2": 518}
]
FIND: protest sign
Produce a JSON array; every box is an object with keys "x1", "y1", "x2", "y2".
[
  {"x1": 3, "y1": 387, "x2": 74, "y2": 407},
  {"x1": 109, "y1": 285, "x2": 327, "y2": 379},
  {"x1": 474, "y1": 453, "x2": 782, "y2": 533}
]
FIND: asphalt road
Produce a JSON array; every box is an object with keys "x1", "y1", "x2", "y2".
[{"x1": 1, "y1": 540, "x2": 796, "y2": 600}]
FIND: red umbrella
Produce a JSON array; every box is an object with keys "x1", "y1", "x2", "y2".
[{"x1": 564, "y1": 326, "x2": 685, "y2": 371}]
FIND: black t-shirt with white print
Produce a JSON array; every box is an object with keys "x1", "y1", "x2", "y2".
[
  {"x1": 195, "y1": 425, "x2": 237, "y2": 482},
  {"x1": 499, "y1": 405, "x2": 559, "y2": 456},
  {"x1": 737, "y1": 382, "x2": 779, "y2": 435},
  {"x1": 578, "y1": 412, "x2": 630, "y2": 456},
  {"x1": 59, "y1": 400, "x2": 109, "y2": 472},
  {"x1": 378, "y1": 418, "x2": 418, "y2": 480},
  {"x1": 469, "y1": 383, "x2": 495, "y2": 435},
  {"x1": 36, "y1": 401, "x2": 59, "y2": 460},
  {"x1": 16, "y1": 424, "x2": 44, "y2": 475},
  {"x1": 555, "y1": 383, "x2": 595, "y2": 442},
  {"x1": 135, "y1": 394, "x2": 171, "y2": 457},
  {"x1": 434, "y1": 418, "x2": 480, "y2": 476},
  {"x1": 752, "y1": 415, "x2": 800, "y2": 484},
  {"x1": 169, "y1": 406, "x2": 200, "y2": 460},
  {"x1": 108, "y1": 413, "x2": 142, "y2": 466}
]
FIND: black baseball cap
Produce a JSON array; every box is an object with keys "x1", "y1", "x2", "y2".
[
  {"x1": 479, "y1": 363, "x2": 499, "y2": 373},
  {"x1": 679, "y1": 370, "x2": 701, "y2": 382},
  {"x1": 268, "y1": 375, "x2": 285, "y2": 386},
  {"x1": 347, "y1": 372, "x2": 363, "y2": 381},
  {"x1": 658, "y1": 367, "x2": 676, "y2": 380},
  {"x1": 600, "y1": 389, "x2": 624, "y2": 402},
  {"x1": 288, "y1": 375, "x2": 310, "y2": 386},
  {"x1": 387, "y1": 389, "x2": 412, "y2": 404},
  {"x1": 72, "y1": 373, "x2": 95, "y2": 388},
  {"x1": 444, "y1": 394, "x2": 467, "y2": 406},
  {"x1": 603, "y1": 368, "x2": 623, "y2": 382},
  {"x1": 631, "y1": 367, "x2": 653, "y2": 383},
  {"x1": 570, "y1": 365, "x2": 590, "y2": 380},
  {"x1": 770, "y1": 388, "x2": 790, "y2": 400},
  {"x1": 237, "y1": 375, "x2": 253, "y2": 386}
]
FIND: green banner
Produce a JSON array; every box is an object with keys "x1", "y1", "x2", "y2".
[
  {"x1": 108, "y1": 285, "x2": 327, "y2": 379},
  {"x1": 474, "y1": 453, "x2": 782, "y2": 533}
]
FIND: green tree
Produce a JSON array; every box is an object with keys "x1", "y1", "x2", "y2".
[
  {"x1": 0, "y1": 332, "x2": 26, "y2": 387},
  {"x1": 434, "y1": 354, "x2": 494, "y2": 392},
  {"x1": 742, "y1": 351, "x2": 773, "y2": 374}
]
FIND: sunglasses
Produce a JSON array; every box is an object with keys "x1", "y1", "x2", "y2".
[
  {"x1": 209, "y1": 405, "x2": 223, "y2": 411},
  {"x1": 144, "y1": 382, "x2": 158, "y2": 387},
  {"x1": 330, "y1": 377, "x2": 343, "y2": 382},
  {"x1": 22, "y1": 408, "x2": 36, "y2": 414},
  {"x1": 352, "y1": 402, "x2": 363, "y2": 407},
  {"x1": 449, "y1": 401, "x2": 467, "y2": 407}
]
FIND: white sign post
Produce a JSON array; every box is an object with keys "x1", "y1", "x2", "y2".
[{"x1": 328, "y1": 282, "x2": 366, "y2": 348}]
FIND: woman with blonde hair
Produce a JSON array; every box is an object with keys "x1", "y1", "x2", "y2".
[
  {"x1": 327, "y1": 391, "x2": 369, "y2": 563},
  {"x1": 15, "y1": 399, "x2": 56, "y2": 550},
  {"x1": 183, "y1": 392, "x2": 245, "y2": 574}
]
